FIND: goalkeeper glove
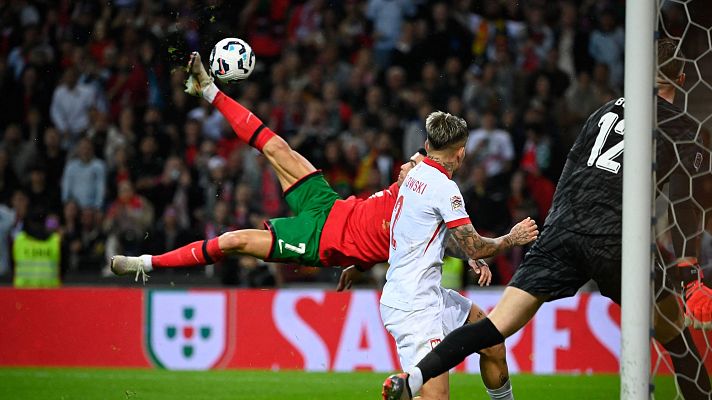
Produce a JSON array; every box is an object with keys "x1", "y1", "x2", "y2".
[{"x1": 678, "y1": 258, "x2": 712, "y2": 330}]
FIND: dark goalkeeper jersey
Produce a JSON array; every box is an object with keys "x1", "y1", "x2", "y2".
[{"x1": 544, "y1": 96, "x2": 707, "y2": 236}]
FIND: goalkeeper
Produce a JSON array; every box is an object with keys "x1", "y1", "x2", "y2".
[{"x1": 383, "y1": 38, "x2": 712, "y2": 400}]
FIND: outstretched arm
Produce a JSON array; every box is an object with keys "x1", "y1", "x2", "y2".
[
  {"x1": 664, "y1": 139, "x2": 712, "y2": 329},
  {"x1": 445, "y1": 236, "x2": 492, "y2": 286},
  {"x1": 449, "y1": 218, "x2": 538, "y2": 261}
]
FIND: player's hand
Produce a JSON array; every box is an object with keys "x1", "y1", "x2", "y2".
[
  {"x1": 469, "y1": 258, "x2": 492, "y2": 287},
  {"x1": 336, "y1": 265, "x2": 359, "y2": 292},
  {"x1": 509, "y1": 217, "x2": 539, "y2": 246},
  {"x1": 680, "y1": 259, "x2": 712, "y2": 329},
  {"x1": 684, "y1": 281, "x2": 712, "y2": 329}
]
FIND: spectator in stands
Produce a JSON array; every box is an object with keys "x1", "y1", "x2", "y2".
[
  {"x1": 534, "y1": 48, "x2": 570, "y2": 99},
  {"x1": 50, "y1": 67, "x2": 100, "y2": 148},
  {"x1": 322, "y1": 81, "x2": 352, "y2": 134},
  {"x1": 26, "y1": 163, "x2": 62, "y2": 218},
  {"x1": 59, "y1": 200, "x2": 79, "y2": 272},
  {"x1": 461, "y1": 164, "x2": 511, "y2": 235},
  {"x1": 561, "y1": 71, "x2": 601, "y2": 149},
  {"x1": 466, "y1": 110, "x2": 515, "y2": 182},
  {"x1": 201, "y1": 155, "x2": 233, "y2": 217},
  {"x1": 520, "y1": 122, "x2": 555, "y2": 221},
  {"x1": 0, "y1": 203, "x2": 15, "y2": 276},
  {"x1": 242, "y1": 256, "x2": 278, "y2": 288},
  {"x1": 132, "y1": 135, "x2": 164, "y2": 195},
  {"x1": 104, "y1": 180, "x2": 154, "y2": 259},
  {"x1": 402, "y1": 104, "x2": 431, "y2": 160},
  {"x1": 421, "y1": 2, "x2": 472, "y2": 65},
  {"x1": 86, "y1": 110, "x2": 123, "y2": 162},
  {"x1": 142, "y1": 206, "x2": 196, "y2": 263},
  {"x1": 147, "y1": 156, "x2": 188, "y2": 219},
  {"x1": 66, "y1": 207, "x2": 106, "y2": 273},
  {"x1": 232, "y1": 183, "x2": 262, "y2": 230},
  {"x1": 287, "y1": 0, "x2": 326, "y2": 48},
  {"x1": 515, "y1": 5, "x2": 553, "y2": 72},
  {"x1": 19, "y1": 66, "x2": 53, "y2": 126},
  {"x1": 462, "y1": 63, "x2": 498, "y2": 113},
  {"x1": 589, "y1": 9, "x2": 625, "y2": 88},
  {"x1": 61, "y1": 137, "x2": 106, "y2": 209},
  {"x1": 555, "y1": 1, "x2": 592, "y2": 81},
  {"x1": 366, "y1": 0, "x2": 416, "y2": 68},
  {"x1": 37, "y1": 127, "x2": 67, "y2": 195},
  {"x1": 0, "y1": 148, "x2": 19, "y2": 205},
  {"x1": 322, "y1": 139, "x2": 353, "y2": 198},
  {"x1": 2, "y1": 124, "x2": 36, "y2": 184},
  {"x1": 290, "y1": 99, "x2": 333, "y2": 163}
]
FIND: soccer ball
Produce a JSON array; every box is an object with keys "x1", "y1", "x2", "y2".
[{"x1": 209, "y1": 38, "x2": 256, "y2": 83}]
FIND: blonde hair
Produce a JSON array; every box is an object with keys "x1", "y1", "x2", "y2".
[{"x1": 425, "y1": 111, "x2": 468, "y2": 150}]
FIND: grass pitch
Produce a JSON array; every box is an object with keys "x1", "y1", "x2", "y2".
[{"x1": 0, "y1": 367, "x2": 677, "y2": 399}]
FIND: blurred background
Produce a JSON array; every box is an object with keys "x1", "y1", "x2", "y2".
[{"x1": 0, "y1": 0, "x2": 709, "y2": 291}]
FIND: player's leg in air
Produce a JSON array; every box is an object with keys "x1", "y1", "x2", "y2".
[{"x1": 111, "y1": 52, "x2": 332, "y2": 280}]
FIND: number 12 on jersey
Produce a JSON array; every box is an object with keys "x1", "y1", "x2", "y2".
[{"x1": 588, "y1": 112, "x2": 625, "y2": 174}]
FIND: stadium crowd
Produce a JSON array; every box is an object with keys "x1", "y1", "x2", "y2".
[{"x1": 0, "y1": 0, "x2": 690, "y2": 288}]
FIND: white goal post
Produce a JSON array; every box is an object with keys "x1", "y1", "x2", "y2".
[{"x1": 621, "y1": 0, "x2": 656, "y2": 398}]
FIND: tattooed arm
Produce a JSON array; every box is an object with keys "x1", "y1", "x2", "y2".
[
  {"x1": 445, "y1": 235, "x2": 493, "y2": 286},
  {"x1": 450, "y1": 218, "x2": 538, "y2": 260},
  {"x1": 445, "y1": 235, "x2": 468, "y2": 260}
]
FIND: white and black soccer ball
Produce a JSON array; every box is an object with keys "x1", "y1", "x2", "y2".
[{"x1": 209, "y1": 38, "x2": 256, "y2": 83}]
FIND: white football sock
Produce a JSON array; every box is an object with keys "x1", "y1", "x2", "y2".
[
  {"x1": 486, "y1": 379, "x2": 513, "y2": 399},
  {"x1": 203, "y1": 82, "x2": 219, "y2": 104},
  {"x1": 406, "y1": 367, "x2": 423, "y2": 395},
  {"x1": 139, "y1": 254, "x2": 154, "y2": 272}
]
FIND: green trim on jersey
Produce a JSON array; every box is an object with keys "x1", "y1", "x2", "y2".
[{"x1": 266, "y1": 172, "x2": 340, "y2": 267}]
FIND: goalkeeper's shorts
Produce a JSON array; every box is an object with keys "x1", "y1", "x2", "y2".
[{"x1": 509, "y1": 225, "x2": 623, "y2": 303}]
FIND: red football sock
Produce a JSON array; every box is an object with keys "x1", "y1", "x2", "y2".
[
  {"x1": 212, "y1": 91, "x2": 276, "y2": 152},
  {"x1": 152, "y1": 238, "x2": 225, "y2": 268}
]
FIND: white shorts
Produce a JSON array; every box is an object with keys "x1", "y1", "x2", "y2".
[{"x1": 380, "y1": 287, "x2": 472, "y2": 370}]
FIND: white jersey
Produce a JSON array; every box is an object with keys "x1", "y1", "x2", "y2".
[{"x1": 380, "y1": 158, "x2": 471, "y2": 311}]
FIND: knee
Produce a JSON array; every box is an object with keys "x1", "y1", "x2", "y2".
[
  {"x1": 219, "y1": 231, "x2": 249, "y2": 253},
  {"x1": 480, "y1": 342, "x2": 507, "y2": 362}
]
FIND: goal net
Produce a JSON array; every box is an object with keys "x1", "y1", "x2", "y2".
[{"x1": 650, "y1": 1, "x2": 712, "y2": 399}]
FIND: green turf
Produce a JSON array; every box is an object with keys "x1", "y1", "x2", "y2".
[{"x1": 0, "y1": 368, "x2": 678, "y2": 399}]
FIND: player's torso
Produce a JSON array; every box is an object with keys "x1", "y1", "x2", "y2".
[
  {"x1": 318, "y1": 184, "x2": 398, "y2": 267},
  {"x1": 546, "y1": 98, "x2": 626, "y2": 235},
  {"x1": 546, "y1": 96, "x2": 700, "y2": 236},
  {"x1": 381, "y1": 163, "x2": 451, "y2": 311}
]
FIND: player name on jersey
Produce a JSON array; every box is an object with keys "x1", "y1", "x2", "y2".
[{"x1": 403, "y1": 176, "x2": 428, "y2": 195}]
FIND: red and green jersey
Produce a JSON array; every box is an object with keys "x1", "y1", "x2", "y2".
[{"x1": 318, "y1": 182, "x2": 399, "y2": 269}]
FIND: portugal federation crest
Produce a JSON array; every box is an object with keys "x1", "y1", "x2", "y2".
[{"x1": 145, "y1": 290, "x2": 232, "y2": 370}]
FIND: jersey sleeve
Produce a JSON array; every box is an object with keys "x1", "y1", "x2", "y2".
[
  {"x1": 435, "y1": 181, "x2": 471, "y2": 229},
  {"x1": 388, "y1": 182, "x2": 400, "y2": 197}
]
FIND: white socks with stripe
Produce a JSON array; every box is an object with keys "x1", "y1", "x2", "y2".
[
  {"x1": 406, "y1": 367, "x2": 423, "y2": 395},
  {"x1": 487, "y1": 379, "x2": 513, "y2": 399}
]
